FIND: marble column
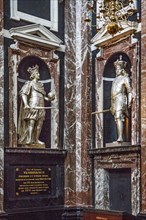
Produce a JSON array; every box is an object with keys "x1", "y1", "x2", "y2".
[
  {"x1": 0, "y1": 0, "x2": 5, "y2": 215},
  {"x1": 140, "y1": 0, "x2": 146, "y2": 215},
  {"x1": 64, "y1": 0, "x2": 92, "y2": 208}
]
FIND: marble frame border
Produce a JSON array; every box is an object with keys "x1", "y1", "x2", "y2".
[
  {"x1": 8, "y1": 44, "x2": 60, "y2": 149},
  {"x1": 90, "y1": 145, "x2": 141, "y2": 216},
  {"x1": 94, "y1": 166, "x2": 140, "y2": 216},
  {"x1": 10, "y1": 0, "x2": 58, "y2": 31}
]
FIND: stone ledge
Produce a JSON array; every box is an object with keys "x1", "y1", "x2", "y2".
[
  {"x1": 62, "y1": 207, "x2": 84, "y2": 220},
  {"x1": 106, "y1": 142, "x2": 131, "y2": 148},
  {"x1": 83, "y1": 208, "x2": 136, "y2": 220},
  {"x1": 5, "y1": 147, "x2": 67, "y2": 156},
  {"x1": 89, "y1": 145, "x2": 141, "y2": 156},
  {"x1": 137, "y1": 213, "x2": 146, "y2": 220}
]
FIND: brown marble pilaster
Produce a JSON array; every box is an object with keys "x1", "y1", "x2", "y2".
[
  {"x1": 64, "y1": 0, "x2": 92, "y2": 207},
  {"x1": 141, "y1": 0, "x2": 146, "y2": 214},
  {"x1": 0, "y1": 0, "x2": 4, "y2": 214},
  {"x1": 95, "y1": 58, "x2": 105, "y2": 148}
]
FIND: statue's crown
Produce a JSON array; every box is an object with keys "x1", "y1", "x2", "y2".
[
  {"x1": 27, "y1": 64, "x2": 39, "y2": 74},
  {"x1": 114, "y1": 55, "x2": 127, "y2": 69}
]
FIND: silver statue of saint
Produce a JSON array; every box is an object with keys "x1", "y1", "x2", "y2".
[
  {"x1": 18, "y1": 64, "x2": 55, "y2": 146},
  {"x1": 110, "y1": 56, "x2": 133, "y2": 142}
]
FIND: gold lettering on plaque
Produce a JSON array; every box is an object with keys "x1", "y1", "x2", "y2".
[{"x1": 15, "y1": 167, "x2": 51, "y2": 196}]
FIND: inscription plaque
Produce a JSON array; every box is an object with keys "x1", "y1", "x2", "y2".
[{"x1": 15, "y1": 167, "x2": 51, "y2": 197}]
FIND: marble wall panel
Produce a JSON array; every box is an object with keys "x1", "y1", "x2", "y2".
[
  {"x1": 93, "y1": 147, "x2": 140, "y2": 216},
  {"x1": 95, "y1": 59, "x2": 105, "y2": 148},
  {"x1": 94, "y1": 168, "x2": 109, "y2": 210}
]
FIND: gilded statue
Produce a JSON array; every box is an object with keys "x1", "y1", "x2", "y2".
[
  {"x1": 110, "y1": 55, "x2": 133, "y2": 142},
  {"x1": 18, "y1": 64, "x2": 55, "y2": 146}
]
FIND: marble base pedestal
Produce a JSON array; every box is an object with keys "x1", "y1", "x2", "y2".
[
  {"x1": 0, "y1": 212, "x2": 8, "y2": 220},
  {"x1": 137, "y1": 213, "x2": 146, "y2": 220},
  {"x1": 62, "y1": 207, "x2": 83, "y2": 220},
  {"x1": 4, "y1": 147, "x2": 66, "y2": 220},
  {"x1": 83, "y1": 208, "x2": 136, "y2": 220},
  {"x1": 106, "y1": 142, "x2": 131, "y2": 148}
]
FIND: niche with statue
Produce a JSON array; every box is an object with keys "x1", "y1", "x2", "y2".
[
  {"x1": 17, "y1": 56, "x2": 55, "y2": 148},
  {"x1": 103, "y1": 52, "x2": 132, "y2": 145}
]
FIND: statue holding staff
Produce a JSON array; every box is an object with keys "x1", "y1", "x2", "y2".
[{"x1": 18, "y1": 64, "x2": 55, "y2": 146}]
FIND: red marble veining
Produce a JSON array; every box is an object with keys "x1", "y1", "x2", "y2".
[
  {"x1": 0, "y1": 0, "x2": 4, "y2": 213},
  {"x1": 64, "y1": 0, "x2": 92, "y2": 207},
  {"x1": 95, "y1": 59, "x2": 106, "y2": 148},
  {"x1": 141, "y1": 0, "x2": 146, "y2": 213}
]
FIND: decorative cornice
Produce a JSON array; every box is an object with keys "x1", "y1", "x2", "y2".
[
  {"x1": 89, "y1": 145, "x2": 141, "y2": 157},
  {"x1": 5, "y1": 147, "x2": 67, "y2": 157},
  {"x1": 9, "y1": 24, "x2": 63, "y2": 50},
  {"x1": 91, "y1": 22, "x2": 140, "y2": 49}
]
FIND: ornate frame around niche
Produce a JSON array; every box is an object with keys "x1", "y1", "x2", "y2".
[
  {"x1": 8, "y1": 25, "x2": 63, "y2": 148},
  {"x1": 103, "y1": 52, "x2": 132, "y2": 144},
  {"x1": 93, "y1": 37, "x2": 140, "y2": 148}
]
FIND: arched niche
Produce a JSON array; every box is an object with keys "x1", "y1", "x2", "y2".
[
  {"x1": 17, "y1": 55, "x2": 52, "y2": 148},
  {"x1": 103, "y1": 52, "x2": 132, "y2": 145}
]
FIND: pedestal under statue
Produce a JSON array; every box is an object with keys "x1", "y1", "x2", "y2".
[{"x1": 18, "y1": 64, "x2": 55, "y2": 147}]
